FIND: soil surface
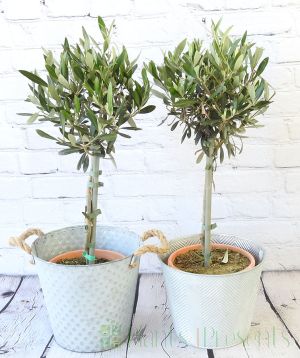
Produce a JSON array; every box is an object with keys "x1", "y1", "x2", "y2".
[
  {"x1": 55, "y1": 257, "x2": 108, "y2": 265},
  {"x1": 173, "y1": 248, "x2": 250, "y2": 274}
]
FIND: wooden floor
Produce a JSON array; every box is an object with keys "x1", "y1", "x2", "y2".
[{"x1": 0, "y1": 272, "x2": 299, "y2": 358}]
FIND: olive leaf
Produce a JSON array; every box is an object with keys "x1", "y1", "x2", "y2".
[{"x1": 19, "y1": 70, "x2": 48, "y2": 87}]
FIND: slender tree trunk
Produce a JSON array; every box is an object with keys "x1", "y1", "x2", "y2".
[
  {"x1": 201, "y1": 175, "x2": 206, "y2": 247},
  {"x1": 84, "y1": 155, "x2": 100, "y2": 265},
  {"x1": 203, "y1": 146, "x2": 214, "y2": 267}
]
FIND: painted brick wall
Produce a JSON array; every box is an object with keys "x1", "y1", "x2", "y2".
[{"x1": 0, "y1": 0, "x2": 300, "y2": 272}]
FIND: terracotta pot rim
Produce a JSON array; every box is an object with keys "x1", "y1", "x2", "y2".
[
  {"x1": 49, "y1": 248, "x2": 126, "y2": 265},
  {"x1": 167, "y1": 243, "x2": 256, "y2": 273}
]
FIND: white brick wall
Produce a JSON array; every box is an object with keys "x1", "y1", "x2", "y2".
[{"x1": 0, "y1": 0, "x2": 300, "y2": 273}]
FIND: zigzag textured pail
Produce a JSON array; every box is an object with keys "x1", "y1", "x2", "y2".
[
  {"x1": 31, "y1": 225, "x2": 140, "y2": 352},
  {"x1": 159, "y1": 234, "x2": 264, "y2": 349}
]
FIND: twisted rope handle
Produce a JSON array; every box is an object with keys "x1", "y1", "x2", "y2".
[
  {"x1": 129, "y1": 229, "x2": 170, "y2": 268},
  {"x1": 9, "y1": 228, "x2": 44, "y2": 254}
]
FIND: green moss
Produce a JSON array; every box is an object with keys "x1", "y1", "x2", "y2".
[{"x1": 174, "y1": 248, "x2": 250, "y2": 274}]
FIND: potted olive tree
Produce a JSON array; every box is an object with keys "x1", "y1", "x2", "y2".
[
  {"x1": 9, "y1": 17, "x2": 158, "y2": 353},
  {"x1": 147, "y1": 21, "x2": 274, "y2": 348}
]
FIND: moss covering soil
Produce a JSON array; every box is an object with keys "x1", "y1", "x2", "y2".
[
  {"x1": 173, "y1": 248, "x2": 250, "y2": 274},
  {"x1": 55, "y1": 257, "x2": 108, "y2": 265}
]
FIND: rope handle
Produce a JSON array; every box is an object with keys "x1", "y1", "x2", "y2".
[
  {"x1": 9, "y1": 227, "x2": 169, "y2": 268},
  {"x1": 9, "y1": 228, "x2": 44, "y2": 254},
  {"x1": 129, "y1": 229, "x2": 170, "y2": 268}
]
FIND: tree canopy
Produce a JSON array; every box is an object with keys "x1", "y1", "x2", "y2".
[
  {"x1": 147, "y1": 21, "x2": 274, "y2": 165},
  {"x1": 20, "y1": 16, "x2": 155, "y2": 171}
]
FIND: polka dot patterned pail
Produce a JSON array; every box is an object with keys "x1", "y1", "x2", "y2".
[
  {"x1": 159, "y1": 234, "x2": 265, "y2": 349},
  {"x1": 31, "y1": 225, "x2": 140, "y2": 352}
]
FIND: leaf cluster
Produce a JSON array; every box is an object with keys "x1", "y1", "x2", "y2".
[
  {"x1": 146, "y1": 20, "x2": 274, "y2": 164},
  {"x1": 20, "y1": 17, "x2": 155, "y2": 171}
]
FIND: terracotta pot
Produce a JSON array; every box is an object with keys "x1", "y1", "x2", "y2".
[
  {"x1": 167, "y1": 243, "x2": 255, "y2": 272},
  {"x1": 49, "y1": 248, "x2": 125, "y2": 264}
]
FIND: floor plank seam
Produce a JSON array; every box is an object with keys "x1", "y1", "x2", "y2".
[
  {"x1": 0, "y1": 276, "x2": 23, "y2": 315},
  {"x1": 0, "y1": 341, "x2": 9, "y2": 354},
  {"x1": 260, "y1": 276, "x2": 300, "y2": 350},
  {"x1": 39, "y1": 334, "x2": 54, "y2": 358},
  {"x1": 160, "y1": 325, "x2": 174, "y2": 358},
  {"x1": 207, "y1": 348, "x2": 215, "y2": 358},
  {"x1": 125, "y1": 274, "x2": 141, "y2": 358},
  {"x1": 132, "y1": 274, "x2": 141, "y2": 316},
  {"x1": 242, "y1": 340, "x2": 250, "y2": 358}
]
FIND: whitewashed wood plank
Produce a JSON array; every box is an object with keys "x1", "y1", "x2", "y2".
[
  {"x1": 0, "y1": 276, "x2": 53, "y2": 357},
  {"x1": 262, "y1": 271, "x2": 300, "y2": 346},
  {"x1": 127, "y1": 273, "x2": 207, "y2": 358},
  {"x1": 45, "y1": 336, "x2": 128, "y2": 358},
  {"x1": 214, "y1": 275, "x2": 300, "y2": 358},
  {"x1": 244, "y1": 279, "x2": 300, "y2": 357},
  {"x1": 0, "y1": 275, "x2": 23, "y2": 313},
  {"x1": 1, "y1": 272, "x2": 300, "y2": 357}
]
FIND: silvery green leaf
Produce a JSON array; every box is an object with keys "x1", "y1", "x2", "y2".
[
  {"x1": 19, "y1": 70, "x2": 48, "y2": 87},
  {"x1": 27, "y1": 113, "x2": 39, "y2": 124},
  {"x1": 107, "y1": 82, "x2": 113, "y2": 115},
  {"x1": 256, "y1": 57, "x2": 269, "y2": 77},
  {"x1": 247, "y1": 84, "x2": 256, "y2": 102},
  {"x1": 36, "y1": 129, "x2": 56, "y2": 140},
  {"x1": 85, "y1": 52, "x2": 94, "y2": 69},
  {"x1": 222, "y1": 249, "x2": 229, "y2": 264},
  {"x1": 174, "y1": 39, "x2": 187, "y2": 59},
  {"x1": 58, "y1": 74, "x2": 70, "y2": 89},
  {"x1": 68, "y1": 134, "x2": 76, "y2": 145},
  {"x1": 234, "y1": 55, "x2": 244, "y2": 71},
  {"x1": 127, "y1": 117, "x2": 137, "y2": 128},
  {"x1": 196, "y1": 151, "x2": 204, "y2": 164}
]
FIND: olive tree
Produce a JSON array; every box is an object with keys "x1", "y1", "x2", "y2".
[
  {"x1": 20, "y1": 17, "x2": 155, "y2": 264},
  {"x1": 147, "y1": 21, "x2": 274, "y2": 267}
]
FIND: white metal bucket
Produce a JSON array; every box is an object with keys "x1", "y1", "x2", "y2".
[
  {"x1": 159, "y1": 234, "x2": 264, "y2": 349},
  {"x1": 31, "y1": 225, "x2": 140, "y2": 352}
]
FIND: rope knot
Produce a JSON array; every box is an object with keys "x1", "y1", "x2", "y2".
[
  {"x1": 129, "y1": 229, "x2": 170, "y2": 268},
  {"x1": 9, "y1": 228, "x2": 44, "y2": 255}
]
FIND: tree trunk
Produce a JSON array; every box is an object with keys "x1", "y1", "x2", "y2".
[
  {"x1": 84, "y1": 155, "x2": 100, "y2": 265},
  {"x1": 203, "y1": 147, "x2": 214, "y2": 267}
]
